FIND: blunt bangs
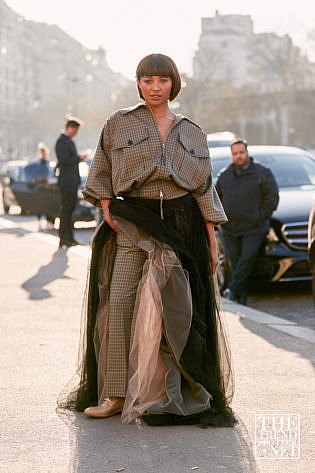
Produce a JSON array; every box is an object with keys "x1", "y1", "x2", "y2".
[{"x1": 136, "y1": 53, "x2": 181, "y2": 101}]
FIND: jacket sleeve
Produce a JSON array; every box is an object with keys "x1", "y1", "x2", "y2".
[
  {"x1": 83, "y1": 121, "x2": 114, "y2": 207},
  {"x1": 259, "y1": 168, "x2": 279, "y2": 222},
  {"x1": 55, "y1": 139, "x2": 80, "y2": 167},
  {"x1": 192, "y1": 175, "x2": 227, "y2": 224}
]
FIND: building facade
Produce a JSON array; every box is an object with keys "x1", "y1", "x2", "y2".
[
  {"x1": 193, "y1": 11, "x2": 254, "y2": 87},
  {"x1": 193, "y1": 10, "x2": 314, "y2": 92},
  {"x1": 0, "y1": 0, "x2": 129, "y2": 159},
  {"x1": 192, "y1": 11, "x2": 315, "y2": 145}
]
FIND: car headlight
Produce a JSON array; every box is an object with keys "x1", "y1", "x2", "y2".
[{"x1": 266, "y1": 227, "x2": 279, "y2": 242}]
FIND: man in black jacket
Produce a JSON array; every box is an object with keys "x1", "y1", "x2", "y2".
[
  {"x1": 55, "y1": 117, "x2": 86, "y2": 248},
  {"x1": 216, "y1": 139, "x2": 279, "y2": 304}
]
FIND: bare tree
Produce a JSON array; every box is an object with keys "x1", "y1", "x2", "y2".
[
  {"x1": 251, "y1": 33, "x2": 313, "y2": 90},
  {"x1": 249, "y1": 33, "x2": 314, "y2": 143}
]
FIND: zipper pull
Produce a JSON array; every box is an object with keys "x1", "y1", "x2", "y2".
[
  {"x1": 160, "y1": 190, "x2": 164, "y2": 220},
  {"x1": 162, "y1": 143, "x2": 166, "y2": 164}
]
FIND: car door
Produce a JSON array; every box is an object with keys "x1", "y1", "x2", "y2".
[{"x1": 12, "y1": 165, "x2": 60, "y2": 216}]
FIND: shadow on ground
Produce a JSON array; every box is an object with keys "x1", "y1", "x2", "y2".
[
  {"x1": 21, "y1": 249, "x2": 70, "y2": 300},
  {"x1": 56, "y1": 409, "x2": 259, "y2": 473},
  {"x1": 239, "y1": 314, "x2": 315, "y2": 373}
]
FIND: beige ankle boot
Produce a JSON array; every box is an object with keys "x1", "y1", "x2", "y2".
[{"x1": 83, "y1": 397, "x2": 124, "y2": 418}]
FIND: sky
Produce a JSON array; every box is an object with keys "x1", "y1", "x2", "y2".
[{"x1": 4, "y1": 0, "x2": 315, "y2": 79}]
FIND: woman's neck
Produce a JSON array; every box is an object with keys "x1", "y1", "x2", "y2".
[{"x1": 146, "y1": 103, "x2": 174, "y2": 120}]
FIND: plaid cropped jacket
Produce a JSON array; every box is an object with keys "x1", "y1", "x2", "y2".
[{"x1": 83, "y1": 103, "x2": 227, "y2": 223}]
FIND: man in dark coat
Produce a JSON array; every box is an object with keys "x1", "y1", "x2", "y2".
[
  {"x1": 55, "y1": 117, "x2": 86, "y2": 248},
  {"x1": 216, "y1": 139, "x2": 279, "y2": 304}
]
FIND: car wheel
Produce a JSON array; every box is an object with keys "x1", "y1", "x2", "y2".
[{"x1": 216, "y1": 232, "x2": 231, "y2": 293}]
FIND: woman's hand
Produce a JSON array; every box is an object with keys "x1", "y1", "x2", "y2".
[
  {"x1": 205, "y1": 222, "x2": 219, "y2": 274},
  {"x1": 101, "y1": 199, "x2": 120, "y2": 233}
]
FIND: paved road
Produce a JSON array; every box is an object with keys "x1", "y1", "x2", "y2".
[
  {"x1": 1, "y1": 212, "x2": 314, "y2": 473},
  {"x1": 3, "y1": 212, "x2": 314, "y2": 330},
  {"x1": 248, "y1": 282, "x2": 314, "y2": 330}
]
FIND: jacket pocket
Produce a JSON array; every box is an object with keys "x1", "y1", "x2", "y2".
[
  {"x1": 111, "y1": 128, "x2": 151, "y2": 183},
  {"x1": 173, "y1": 131, "x2": 211, "y2": 189}
]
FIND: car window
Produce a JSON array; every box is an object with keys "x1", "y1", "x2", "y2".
[
  {"x1": 0, "y1": 161, "x2": 28, "y2": 182},
  {"x1": 211, "y1": 157, "x2": 231, "y2": 181},
  {"x1": 302, "y1": 158, "x2": 315, "y2": 184},
  {"x1": 207, "y1": 132, "x2": 236, "y2": 148},
  {"x1": 10, "y1": 166, "x2": 24, "y2": 181},
  {"x1": 210, "y1": 151, "x2": 315, "y2": 187},
  {"x1": 254, "y1": 154, "x2": 315, "y2": 187},
  {"x1": 208, "y1": 141, "x2": 233, "y2": 148}
]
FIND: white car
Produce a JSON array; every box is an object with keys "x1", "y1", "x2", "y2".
[{"x1": 207, "y1": 131, "x2": 237, "y2": 148}]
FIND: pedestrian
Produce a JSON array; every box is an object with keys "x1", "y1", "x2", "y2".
[
  {"x1": 24, "y1": 143, "x2": 55, "y2": 229},
  {"x1": 216, "y1": 139, "x2": 279, "y2": 305},
  {"x1": 55, "y1": 117, "x2": 87, "y2": 248},
  {"x1": 59, "y1": 54, "x2": 235, "y2": 427}
]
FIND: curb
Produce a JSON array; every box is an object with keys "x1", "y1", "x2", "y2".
[{"x1": 223, "y1": 298, "x2": 315, "y2": 344}]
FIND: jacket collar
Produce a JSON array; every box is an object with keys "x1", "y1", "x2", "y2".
[
  {"x1": 119, "y1": 103, "x2": 145, "y2": 114},
  {"x1": 231, "y1": 156, "x2": 255, "y2": 175},
  {"x1": 119, "y1": 103, "x2": 201, "y2": 129}
]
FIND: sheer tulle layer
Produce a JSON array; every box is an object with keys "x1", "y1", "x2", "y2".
[
  {"x1": 115, "y1": 218, "x2": 211, "y2": 423},
  {"x1": 57, "y1": 193, "x2": 236, "y2": 426}
]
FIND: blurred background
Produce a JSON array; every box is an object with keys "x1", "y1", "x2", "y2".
[
  {"x1": 1, "y1": 0, "x2": 314, "y2": 374},
  {"x1": 1, "y1": 0, "x2": 315, "y2": 160}
]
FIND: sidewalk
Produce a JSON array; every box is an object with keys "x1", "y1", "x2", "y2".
[{"x1": 0, "y1": 218, "x2": 314, "y2": 473}]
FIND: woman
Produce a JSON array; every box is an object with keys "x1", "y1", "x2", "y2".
[{"x1": 60, "y1": 53, "x2": 235, "y2": 427}]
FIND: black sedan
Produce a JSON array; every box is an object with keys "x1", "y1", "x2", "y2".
[
  {"x1": 1, "y1": 160, "x2": 95, "y2": 223},
  {"x1": 210, "y1": 146, "x2": 315, "y2": 290}
]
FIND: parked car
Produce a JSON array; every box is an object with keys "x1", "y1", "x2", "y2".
[
  {"x1": 0, "y1": 160, "x2": 29, "y2": 213},
  {"x1": 207, "y1": 131, "x2": 237, "y2": 148},
  {"x1": 1, "y1": 159, "x2": 95, "y2": 223},
  {"x1": 210, "y1": 145, "x2": 315, "y2": 290}
]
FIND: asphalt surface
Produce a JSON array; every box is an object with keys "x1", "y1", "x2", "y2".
[
  {"x1": 0, "y1": 214, "x2": 315, "y2": 473},
  {"x1": 248, "y1": 282, "x2": 315, "y2": 330}
]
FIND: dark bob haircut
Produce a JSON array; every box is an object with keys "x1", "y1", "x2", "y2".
[{"x1": 136, "y1": 53, "x2": 181, "y2": 101}]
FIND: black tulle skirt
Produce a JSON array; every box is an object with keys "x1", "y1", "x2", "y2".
[{"x1": 58, "y1": 193, "x2": 236, "y2": 427}]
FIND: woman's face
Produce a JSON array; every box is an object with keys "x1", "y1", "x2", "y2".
[{"x1": 137, "y1": 75, "x2": 172, "y2": 107}]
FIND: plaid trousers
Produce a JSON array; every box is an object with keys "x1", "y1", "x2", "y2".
[{"x1": 105, "y1": 231, "x2": 147, "y2": 396}]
